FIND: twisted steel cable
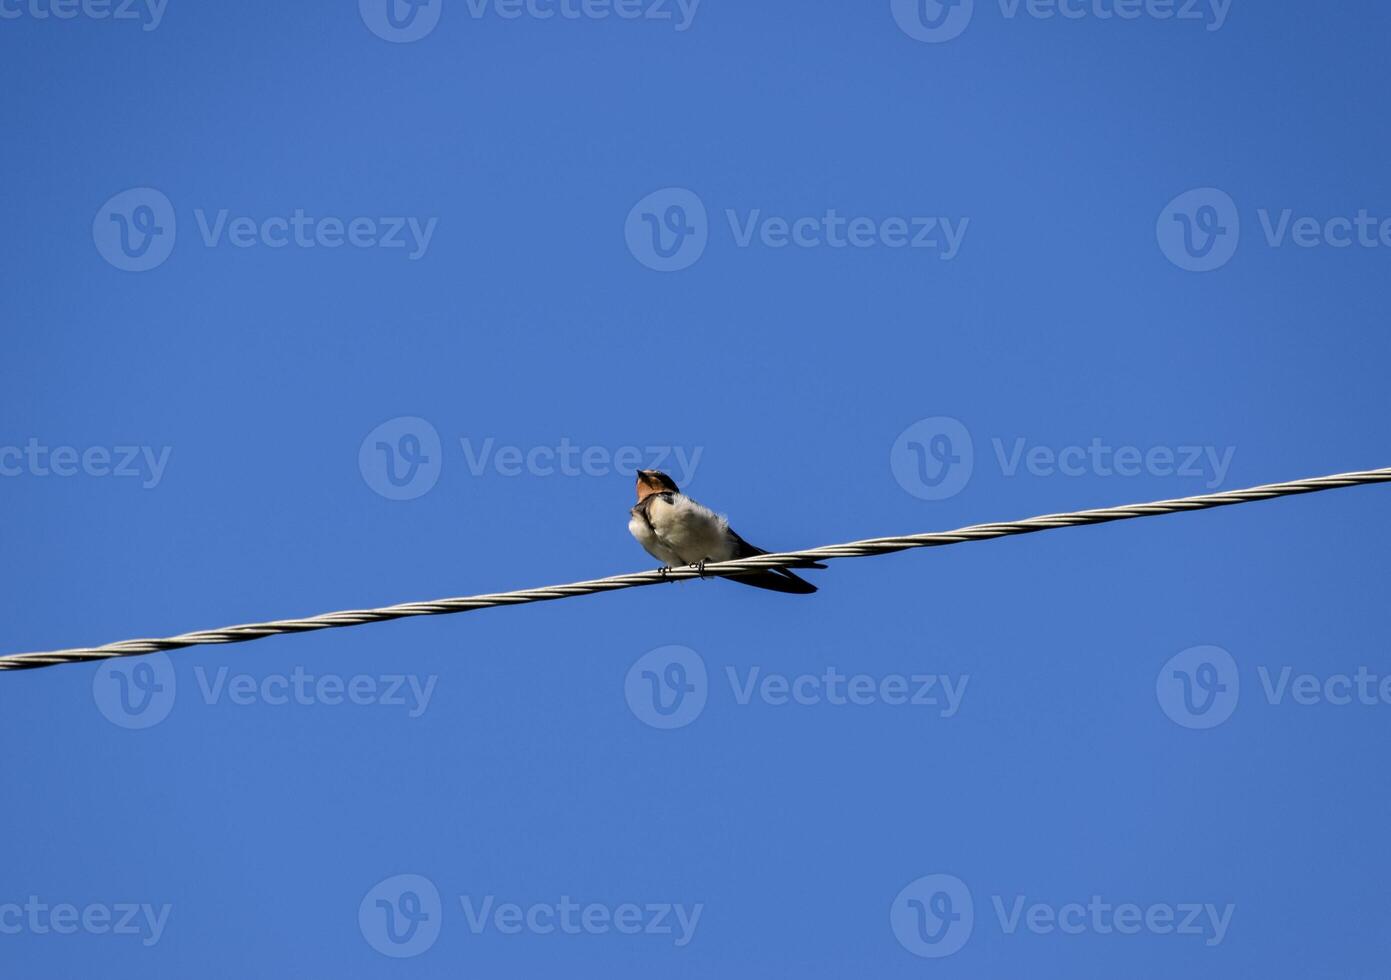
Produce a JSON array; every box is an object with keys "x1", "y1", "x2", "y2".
[{"x1": 3, "y1": 466, "x2": 1387, "y2": 673}]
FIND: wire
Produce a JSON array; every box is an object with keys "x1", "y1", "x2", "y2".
[{"x1": 3, "y1": 466, "x2": 1388, "y2": 673}]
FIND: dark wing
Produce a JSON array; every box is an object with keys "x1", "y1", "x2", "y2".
[{"x1": 721, "y1": 530, "x2": 825, "y2": 595}]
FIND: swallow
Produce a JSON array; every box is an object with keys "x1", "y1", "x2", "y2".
[{"x1": 628, "y1": 469, "x2": 825, "y2": 594}]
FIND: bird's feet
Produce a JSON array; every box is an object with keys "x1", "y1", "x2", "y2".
[
  {"x1": 657, "y1": 565, "x2": 673, "y2": 579},
  {"x1": 690, "y1": 560, "x2": 708, "y2": 578}
]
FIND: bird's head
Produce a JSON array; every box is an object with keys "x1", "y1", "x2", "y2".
[{"x1": 635, "y1": 469, "x2": 679, "y2": 502}]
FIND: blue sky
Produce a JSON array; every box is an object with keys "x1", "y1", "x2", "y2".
[{"x1": 2, "y1": 1, "x2": 1389, "y2": 976}]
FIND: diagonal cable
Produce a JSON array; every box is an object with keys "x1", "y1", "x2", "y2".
[{"x1": 2, "y1": 466, "x2": 1388, "y2": 673}]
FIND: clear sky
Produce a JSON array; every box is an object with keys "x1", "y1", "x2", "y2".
[{"x1": 2, "y1": 1, "x2": 1390, "y2": 976}]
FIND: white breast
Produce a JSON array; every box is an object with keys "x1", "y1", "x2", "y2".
[
  {"x1": 629, "y1": 511, "x2": 682, "y2": 567},
  {"x1": 645, "y1": 493, "x2": 737, "y2": 564}
]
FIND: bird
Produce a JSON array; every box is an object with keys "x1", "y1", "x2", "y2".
[{"x1": 628, "y1": 469, "x2": 825, "y2": 594}]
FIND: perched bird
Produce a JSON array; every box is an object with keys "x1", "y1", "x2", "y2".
[{"x1": 628, "y1": 469, "x2": 825, "y2": 594}]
